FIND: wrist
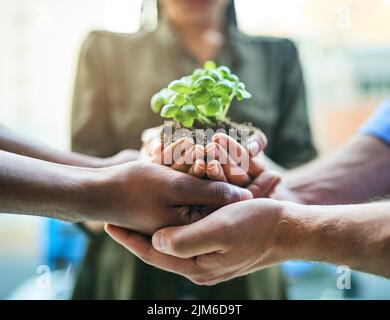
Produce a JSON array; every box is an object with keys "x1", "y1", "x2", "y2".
[
  {"x1": 29, "y1": 162, "x2": 105, "y2": 223},
  {"x1": 81, "y1": 162, "x2": 137, "y2": 226},
  {"x1": 273, "y1": 201, "x2": 320, "y2": 262},
  {"x1": 62, "y1": 166, "x2": 106, "y2": 222}
]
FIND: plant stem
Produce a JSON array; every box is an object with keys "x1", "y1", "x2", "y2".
[
  {"x1": 220, "y1": 92, "x2": 235, "y2": 120},
  {"x1": 198, "y1": 114, "x2": 214, "y2": 126}
]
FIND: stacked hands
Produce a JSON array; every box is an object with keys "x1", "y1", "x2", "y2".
[
  {"x1": 105, "y1": 129, "x2": 284, "y2": 286},
  {"x1": 152, "y1": 131, "x2": 278, "y2": 194}
]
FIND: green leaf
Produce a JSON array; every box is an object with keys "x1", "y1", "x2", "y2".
[
  {"x1": 228, "y1": 74, "x2": 239, "y2": 83},
  {"x1": 237, "y1": 89, "x2": 252, "y2": 99},
  {"x1": 151, "y1": 92, "x2": 165, "y2": 113},
  {"x1": 204, "y1": 60, "x2": 217, "y2": 70},
  {"x1": 237, "y1": 82, "x2": 246, "y2": 90},
  {"x1": 161, "y1": 104, "x2": 179, "y2": 118},
  {"x1": 153, "y1": 62, "x2": 249, "y2": 126},
  {"x1": 202, "y1": 98, "x2": 221, "y2": 117},
  {"x1": 221, "y1": 95, "x2": 231, "y2": 106},
  {"x1": 217, "y1": 66, "x2": 231, "y2": 78},
  {"x1": 170, "y1": 93, "x2": 187, "y2": 107},
  {"x1": 168, "y1": 80, "x2": 192, "y2": 94},
  {"x1": 211, "y1": 80, "x2": 234, "y2": 96},
  {"x1": 180, "y1": 76, "x2": 192, "y2": 83},
  {"x1": 191, "y1": 69, "x2": 204, "y2": 81},
  {"x1": 205, "y1": 69, "x2": 223, "y2": 81},
  {"x1": 160, "y1": 88, "x2": 175, "y2": 100},
  {"x1": 181, "y1": 104, "x2": 198, "y2": 119},
  {"x1": 182, "y1": 118, "x2": 194, "y2": 128},
  {"x1": 174, "y1": 113, "x2": 186, "y2": 123},
  {"x1": 191, "y1": 89, "x2": 212, "y2": 105},
  {"x1": 194, "y1": 76, "x2": 216, "y2": 89}
]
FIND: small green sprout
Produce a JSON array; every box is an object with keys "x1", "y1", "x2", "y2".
[{"x1": 151, "y1": 61, "x2": 251, "y2": 128}]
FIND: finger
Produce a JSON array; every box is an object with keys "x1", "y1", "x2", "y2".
[
  {"x1": 105, "y1": 224, "x2": 197, "y2": 276},
  {"x1": 170, "y1": 144, "x2": 196, "y2": 172},
  {"x1": 204, "y1": 141, "x2": 219, "y2": 162},
  {"x1": 212, "y1": 132, "x2": 266, "y2": 179},
  {"x1": 212, "y1": 133, "x2": 248, "y2": 165},
  {"x1": 188, "y1": 159, "x2": 206, "y2": 178},
  {"x1": 247, "y1": 154, "x2": 265, "y2": 178},
  {"x1": 171, "y1": 174, "x2": 252, "y2": 208},
  {"x1": 152, "y1": 143, "x2": 164, "y2": 156},
  {"x1": 148, "y1": 143, "x2": 164, "y2": 164},
  {"x1": 172, "y1": 144, "x2": 204, "y2": 173},
  {"x1": 192, "y1": 144, "x2": 205, "y2": 161},
  {"x1": 141, "y1": 126, "x2": 163, "y2": 157},
  {"x1": 246, "y1": 129, "x2": 268, "y2": 157},
  {"x1": 247, "y1": 171, "x2": 281, "y2": 198},
  {"x1": 171, "y1": 138, "x2": 195, "y2": 165},
  {"x1": 154, "y1": 137, "x2": 194, "y2": 166},
  {"x1": 152, "y1": 217, "x2": 223, "y2": 258},
  {"x1": 206, "y1": 160, "x2": 227, "y2": 182},
  {"x1": 214, "y1": 145, "x2": 251, "y2": 186}
]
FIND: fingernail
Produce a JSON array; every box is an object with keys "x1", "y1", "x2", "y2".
[
  {"x1": 152, "y1": 232, "x2": 166, "y2": 252},
  {"x1": 239, "y1": 188, "x2": 253, "y2": 201},
  {"x1": 248, "y1": 141, "x2": 260, "y2": 157},
  {"x1": 208, "y1": 162, "x2": 220, "y2": 176},
  {"x1": 194, "y1": 160, "x2": 206, "y2": 175}
]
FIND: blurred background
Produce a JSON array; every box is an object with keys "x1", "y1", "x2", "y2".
[{"x1": 0, "y1": 0, "x2": 389, "y2": 299}]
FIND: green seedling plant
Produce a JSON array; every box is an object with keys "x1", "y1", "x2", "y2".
[{"x1": 151, "y1": 61, "x2": 252, "y2": 128}]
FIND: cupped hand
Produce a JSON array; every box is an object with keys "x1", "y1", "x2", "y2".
[
  {"x1": 203, "y1": 131, "x2": 267, "y2": 186},
  {"x1": 105, "y1": 198, "x2": 295, "y2": 285},
  {"x1": 148, "y1": 129, "x2": 280, "y2": 197},
  {"x1": 95, "y1": 161, "x2": 252, "y2": 235}
]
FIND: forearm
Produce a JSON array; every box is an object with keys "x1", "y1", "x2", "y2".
[
  {"x1": 0, "y1": 150, "x2": 101, "y2": 221},
  {"x1": 278, "y1": 201, "x2": 390, "y2": 278},
  {"x1": 275, "y1": 135, "x2": 390, "y2": 205},
  {"x1": 0, "y1": 124, "x2": 113, "y2": 167}
]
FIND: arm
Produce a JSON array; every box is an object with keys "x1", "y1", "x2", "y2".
[
  {"x1": 0, "y1": 124, "x2": 137, "y2": 168},
  {"x1": 274, "y1": 99, "x2": 390, "y2": 205},
  {"x1": 105, "y1": 199, "x2": 390, "y2": 284},
  {"x1": 0, "y1": 150, "x2": 251, "y2": 235},
  {"x1": 274, "y1": 135, "x2": 390, "y2": 204},
  {"x1": 280, "y1": 201, "x2": 390, "y2": 278},
  {"x1": 0, "y1": 150, "x2": 97, "y2": 222}
]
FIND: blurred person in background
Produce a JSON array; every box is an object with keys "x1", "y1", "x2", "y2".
[{"x1": 71, "y1": 0, "x2": 316, "y2": 299}]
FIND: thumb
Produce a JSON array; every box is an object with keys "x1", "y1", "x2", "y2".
[
  {"x1": 248, "y1": 171, "x2": 281, "y2": 198},
  {"x1": 152, "y1": 216, "x2": 221, "y2": 258},
  {"x1": 177, "y1": 177, "x2": 253, "y2": 208},
  {"x1": 247, "y1": 129, "x2": 268, "y2": 157}
]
